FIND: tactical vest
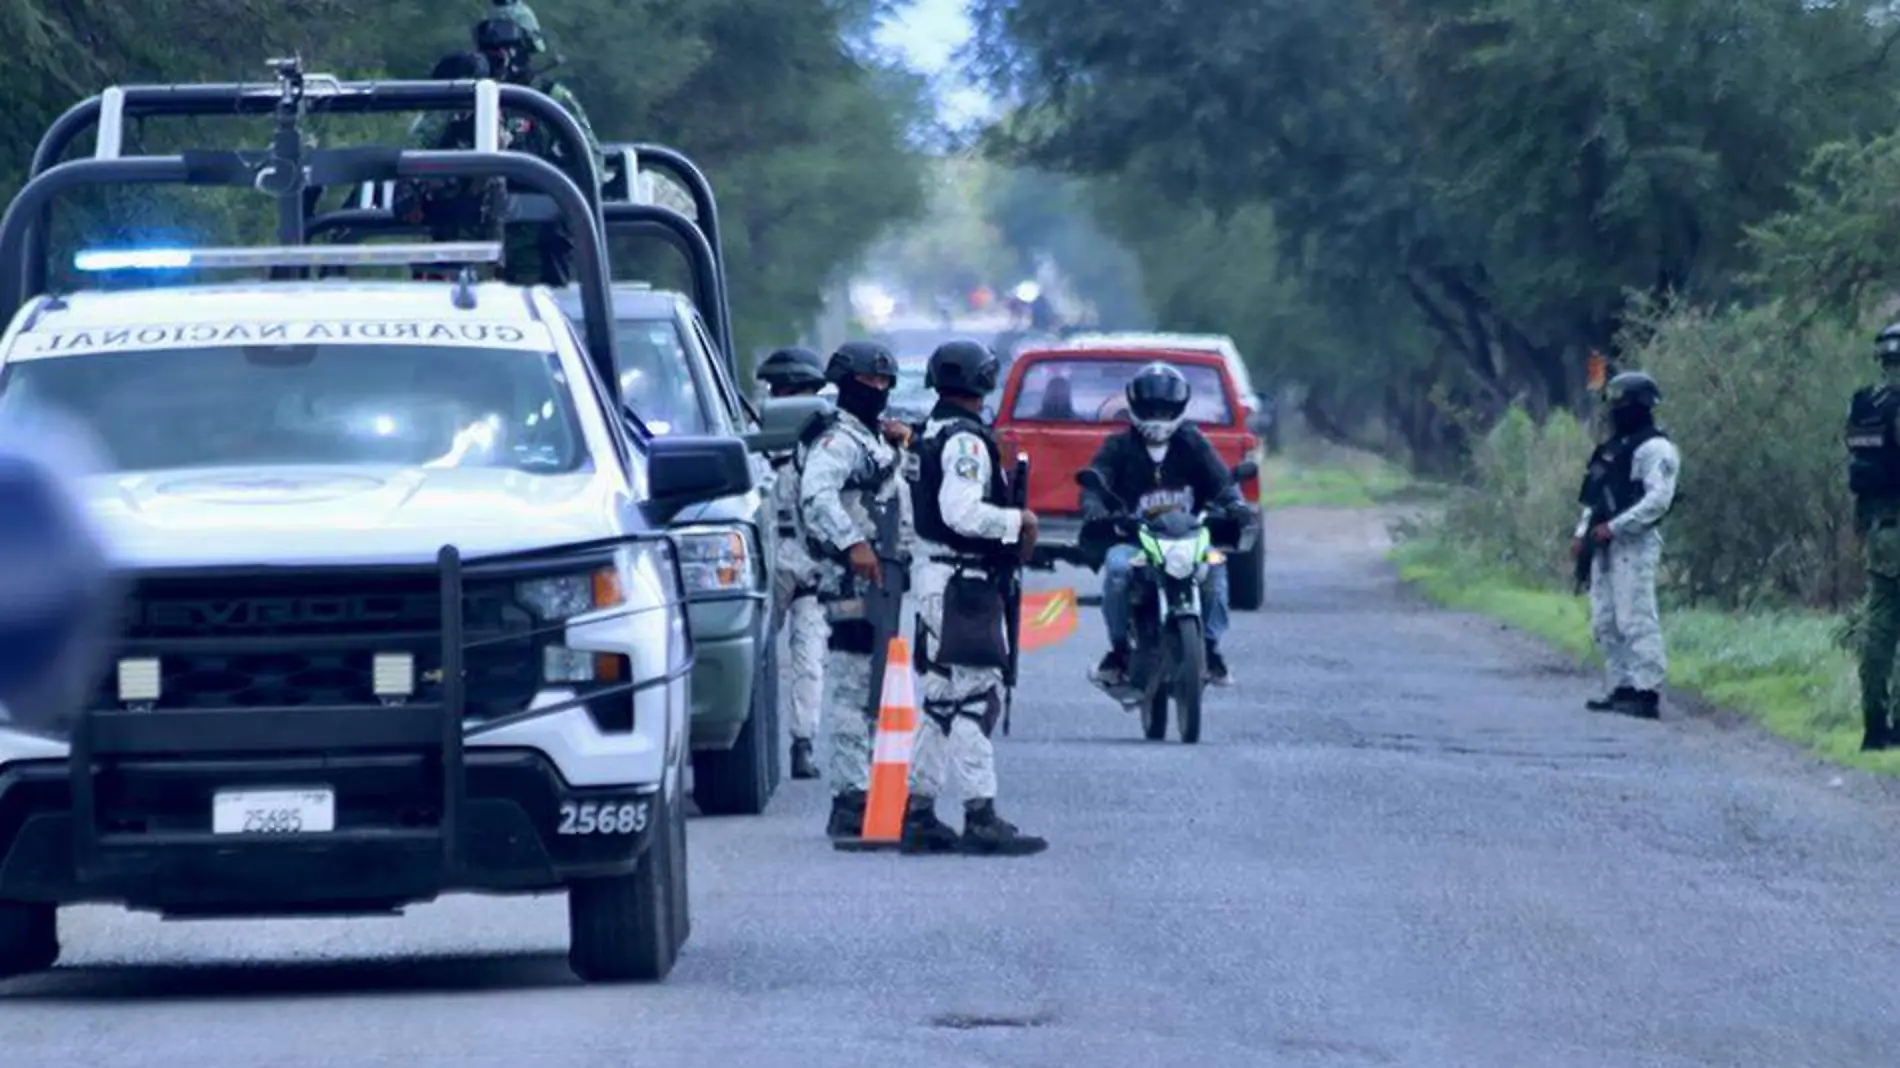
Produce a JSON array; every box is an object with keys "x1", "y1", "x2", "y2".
[
  {"x1": 909, "y1": 405, "x2": 1010, "y2": 560},
  {"x1": 1847, "y1": 386, "x2": 1900, "y2": 498},
  {"x1": 1580, "y1": 426, "x2": 1668, "y2": 517},
  {"x1": 796, "y1": 409, "x2": 898, "y2": 563}
]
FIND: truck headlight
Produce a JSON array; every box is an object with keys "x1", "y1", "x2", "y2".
[
  {"x1": 518, "y1": 564, "x2": 626, "y2": 683},
  {"x1": 673, "y1": 526, "x2": 752, "y2": 594}
]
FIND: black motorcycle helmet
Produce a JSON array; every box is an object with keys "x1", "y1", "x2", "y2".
[
  {"x1": 1125, "y1": 362, "x2": 1191, "y2": 444},
  {"x1": 824, "y1": 340, "x2": 899, "y2": 385},
  {"x1": 924, "y1": 339, "x2": 999, "y2": 398},
  {"x1": 756, "y1": 346, "x2": 826, "y2": 394}
]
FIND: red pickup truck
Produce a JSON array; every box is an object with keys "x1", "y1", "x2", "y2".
[{"x1": 994, "y1": 344, "x2": 1266, "y2": 610}]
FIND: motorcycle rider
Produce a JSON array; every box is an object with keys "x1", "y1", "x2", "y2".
[
  {"x1": 902, "y1": 340, "x2": 1047, "y2": 855},
  {"x1": 470, "y1": 0, "x2": 606, "y2": 285},
  {"x1": 1083, "y1": 362, "x2": 1245, "y2": 688},
  {"x1": 796, "y1": 342, "x2": 912, "y2": 837},
  {"x1": 756, "y1": 347, "x2": 830, "y2": 780}
]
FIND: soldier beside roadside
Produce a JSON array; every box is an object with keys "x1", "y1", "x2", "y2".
[
  {"x1": 1845, "y1": 323, "x2": 1900, "y2": 750},
  {"x1": 755, "y1": 347, "x2": 830, "y2": 780},
  {"x1": 1570, "y1": 371, "x2": 1680, "y2": 720},
  {"x1": 795, "y1": 342, "x2": 912, "y2": 837}
]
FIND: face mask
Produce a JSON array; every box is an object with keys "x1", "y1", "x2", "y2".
[
  {"x1": 1880, "y1": 359, "x2": 1900, "y2": 389},
  {"x1": 1610, "y1": 404, "x2": 1650, "y2": 435},
  {"x1": 835, "y1": 377, "x2": 888, "y2": 425}
]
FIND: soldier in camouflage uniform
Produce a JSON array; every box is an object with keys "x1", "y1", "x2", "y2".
[
  {"x1": 902, "y1": 340, "x2": 1046, "y2": 855},
  {"x1": 796, "y1": 342, "x2": 912, "y2": 837},
  {"x1": 397, "y1": 51, "x2": 509, "y2": 279},
  {"x1": 1571, "y1": 371, "x2": 1680, "y2": 720},
  {"x1": 472, "y1": 0, "x2": 606, "y2": 286},
  {"x1": 756, "y1": 347, "x2": 830, "y2": 780},
  {"x1": 1845, "y1": 323, "x2": 1900, "y2": 750}
]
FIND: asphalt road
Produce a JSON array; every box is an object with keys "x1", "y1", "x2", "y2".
[{"x1": 7, "y1": 506, "x2": 1900, "y2": 1066}]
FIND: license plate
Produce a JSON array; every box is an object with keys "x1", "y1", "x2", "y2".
[{"x1": 212, "y1": 789, "x2": 335, "y2": 835}]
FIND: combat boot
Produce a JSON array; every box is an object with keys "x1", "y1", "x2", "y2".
[
  {"x1": 826, "y1": 789, "x2": 867, "y2": 839},
  {"x1": 790, "y1": 738, "x2": 819, "y2": 780},
  {"x1": 1586, "y1": 686, "x2": 1637, "y2": 712},
  {"x1": 958, "y1": 799, "x2": 1047, "y2": 856},
  {"x1": 1625, "y1": 689, "x2": 1661, "y2": 720},
  {"x1": 899, "y1": 796, "x2": 961, "y2": 854}
]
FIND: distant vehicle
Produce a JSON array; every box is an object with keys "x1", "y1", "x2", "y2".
[
  {"x1": 888, "y1": 353, "x2": 933, "y2": 423},
  {"x1": 993, "y1": 343, "x2": 1266, "y2": 611}
]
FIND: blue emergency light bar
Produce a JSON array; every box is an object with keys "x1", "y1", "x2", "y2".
[{"x1": 73, "y1": 241, "x2": 505, "y2": 273}]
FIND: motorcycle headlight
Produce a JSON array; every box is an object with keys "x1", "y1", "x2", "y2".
[
  {"x1": 1160, "y1": 540, "x2": 1200, "y2": 580},
  {"x1": 672, "y1": 525, "x2": 754, "y2": 594}
]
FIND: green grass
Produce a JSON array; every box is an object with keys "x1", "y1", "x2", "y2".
[
  {"x1": 1259, "y1": 449, "x2": 1423, "y2": 508},
  {"x1": 1390, "y1": 536, "x2": 1900, "y2": 775}
]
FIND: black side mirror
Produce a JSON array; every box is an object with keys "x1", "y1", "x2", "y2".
[
  {"x1": 745, "y1": 395, "x2": 828, "y2": 454},
  {"x1": 1232, "y1": 460, "x2": 1259, "y2": 482},
  {"x1": 643, "y1": 435, "x2": 754, "y2": 526}
]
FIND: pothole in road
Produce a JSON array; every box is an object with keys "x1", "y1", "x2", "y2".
[{"x1": 929, "y1": 1010, "x2": 1056, "y2": 1030}]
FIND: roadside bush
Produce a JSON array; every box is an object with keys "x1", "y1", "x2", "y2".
[{"x1": 1418, "y1": 299, "x2": 1871, "y2": 612}]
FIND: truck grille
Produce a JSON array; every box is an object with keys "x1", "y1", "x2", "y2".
[{"x1": 96, "y1": 569, "x2": 543, "y2": 718}]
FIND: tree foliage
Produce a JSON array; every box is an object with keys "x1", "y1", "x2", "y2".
[
  {"x1": 971, "y1": 0, "x2": 1900, "y2": 468},
  {"x1": 0, "y1": 0, "x2": 928, "y2": 354}
]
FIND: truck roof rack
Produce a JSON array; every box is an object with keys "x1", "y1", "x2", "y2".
[
  {"x1": 0, "y1": 59, "x2": 620, "y2": 391},
  {"x1": 309, "y1": 141, "x2": 737, "y2": 375}
]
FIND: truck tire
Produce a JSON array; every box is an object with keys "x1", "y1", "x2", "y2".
[
  {"x1": 690, "y1": 644, "x2": 778, "y2": 816},
  {"x1": 1228, "y1": 537, "x2": 1266, "y2": 612},
  {"x1": 567, "y1": 790, "x2": 681, "y2": 983},
  {"x1": 0, "y1": 901, "x2": 59, "y2": 980}
]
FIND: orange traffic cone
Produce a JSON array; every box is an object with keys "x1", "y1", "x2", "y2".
[{"x1": 833, "y1": 635, "x2": 916, "y2": 853}]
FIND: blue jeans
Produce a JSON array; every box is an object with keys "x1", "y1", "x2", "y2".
[{"x1": 1100, "y1": 543, "x2": 1229, "y2": 649}]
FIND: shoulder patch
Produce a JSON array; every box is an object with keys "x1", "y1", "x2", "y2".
[
  {"x1": 948, "y1": 435, "x2": 983, "y2": 460},
  {"x1": 953, "y1": 455, "x2": 982, "y2": 480}
]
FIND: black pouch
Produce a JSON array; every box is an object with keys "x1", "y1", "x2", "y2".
[{"x1": 933, "y1": 571, "x2": 1008, "y2": 669}]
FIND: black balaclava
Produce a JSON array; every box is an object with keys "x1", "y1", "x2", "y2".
[
  {"x1": 834, "y1": 377, "x2": 889, "y2": 425},
  {"x1": 1610, "y1": 402, "x2": 1652, "y2": 436}
]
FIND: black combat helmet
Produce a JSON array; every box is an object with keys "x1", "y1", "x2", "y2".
[
  {"x1": 1876, "y1": 322, "x2": 1900, "y2": 363},
  {"x1": 757, "y1": 346, "x2": 826, "y2": 391},
  {"x1": 431, "y1": 51, "x2": 491, "y2": 80},
  {"x1": 924, "y1": 339, "x2": 1000, "y2": 398},
  {"x1": 1603, "y1": 370, "x2": 1661, "y2": 410},
  {"x1": 824, "y1": 340, "x2": 899, "y2": 385},
  {"x1": 474, "y1": 0, "x2": 546, "y2": 80}
]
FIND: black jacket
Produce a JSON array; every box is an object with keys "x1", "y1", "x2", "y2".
[{"x1": 1080, "y1": 425, "x2": 1244, "y2": 520}]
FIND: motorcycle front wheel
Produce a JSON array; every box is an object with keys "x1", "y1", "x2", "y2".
[{"x1": 1168, "y1": 616, "x2": 1205, "y2": 744}]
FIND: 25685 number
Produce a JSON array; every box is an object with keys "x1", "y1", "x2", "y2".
[{"x1": 557, "y1": 800, "x2": 649, "y2": 836}]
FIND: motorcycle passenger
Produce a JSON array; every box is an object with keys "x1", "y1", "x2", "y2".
[
  {"x1": 1082, "y1": 362, "x2": 1245, "y2": 688},
  {"x1": 756, "y1": 347, "x2": 830, "y2": 780},
  {"x1": 903, "y1": 340, "x2": 1047, "y2": 855}
]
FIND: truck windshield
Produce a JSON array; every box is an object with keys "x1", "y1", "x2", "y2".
[
  {"x1": 1009, "y1": 357, "x2": 1233, "y2": 424},
  {"x1": 0, "y1": 343, "x2": 590, "y2": 474},
  {"x1": 613, "y1": 318, "x2": 711, "y2": 435}
]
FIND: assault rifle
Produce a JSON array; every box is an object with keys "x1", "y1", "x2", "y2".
[
  {"x1": 1574, "y1": 459, "x2": 1615, "y2": 595},
  {"x1": 860, "y1": 487, "x2": 911, "y2": 717},
  {"x1": 1000, "y1": 452, "x2": 1029, "y2": 736}
]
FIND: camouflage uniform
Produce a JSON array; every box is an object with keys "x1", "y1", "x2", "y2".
[
  {"x1": 767, "y1": 445, "x2": 826, "y2": 753},
  {"x1": 1846, "y1": 324, "x2": 1900, "y2": 750},
  {"x1": 1574, "y1": 382, "x2": 1679, "y2": 718},
  {"x1": 796, "y1": 410, "x2": 909, "y2": 829},
  {"x1": 475, "y1": 0, "x2": 607, "y2": 285}
]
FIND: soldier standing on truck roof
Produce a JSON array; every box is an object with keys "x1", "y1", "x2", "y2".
[
  {"x1": 756, "y1": 347, "x2": 829, "y2": 781},
  {"x1": 795, "y1": 342, "x2": 912, "y2": 838},
  {"x1": 1846, "y1": 323, "x2": 1900, "y2": 750},
  {"x1": 901, "y1": 340, "x2": 1046, "y2": 855},
  {"x1": 398, "y1": 50, "x2": 509, "y2": 280},
  {"x1": 470, "y1": 0, "x2": 606, "y2": 287}
]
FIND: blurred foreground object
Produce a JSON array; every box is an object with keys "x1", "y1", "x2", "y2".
[{"x1": 0, "y1": 409, "x2": 117, "y2": 734}]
